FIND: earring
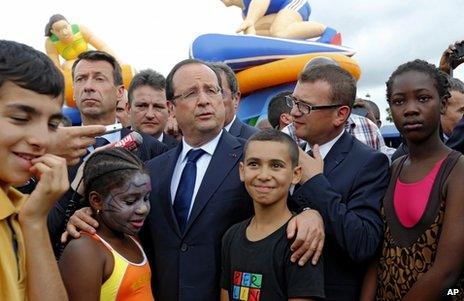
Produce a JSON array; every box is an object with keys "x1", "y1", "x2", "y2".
[{"x1": 96, "y1": 209, "x2": 101, "y2": 215}]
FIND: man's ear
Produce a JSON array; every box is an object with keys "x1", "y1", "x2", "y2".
[
  {"x1": 168, "y1": 101, "x2": 176, "y2": 118},
  {"x1": 333, "y1": 106, "x2": 351, "y2": 127},
  {"x1": 233, "y1": 92, "x2": 241, "y2": 110},
  {"x1": 125, "y1": 101, "x2": 131, "y2": 113},
  {"x1": 114, "y1": 86, "x2": 125, "y2": 112},
  {"x1": 280, "y1": 113, "x2": 293, "y2": 127}
]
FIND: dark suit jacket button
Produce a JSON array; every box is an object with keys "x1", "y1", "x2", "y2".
[{"x1": 180, "y1": 243, "x2": 188, "y2": 252}]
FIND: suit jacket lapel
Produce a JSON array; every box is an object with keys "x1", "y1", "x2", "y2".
[
  {"x1": 163, "y1": 134, "x2": 179, "y2": 149},
  {"x1": 323, "y1": 131, "x2": 352, "y2": 175},
  {"x1": 184, "y1": 132, "x2": 243, "y2": 233}
]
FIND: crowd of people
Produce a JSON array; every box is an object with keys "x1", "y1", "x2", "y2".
[{"x1": 1, "y1": 36, "x2": 464, "y2": 301}]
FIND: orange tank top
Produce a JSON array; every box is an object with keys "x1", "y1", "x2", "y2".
[{"x1": 90, "y1": 234, "x2": 154, "y2": 301}]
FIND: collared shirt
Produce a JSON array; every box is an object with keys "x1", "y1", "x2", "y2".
[
  {"x1": 170, "y1": 130, "x2": 223, "y2": 218},
  {"x1": 224, "y1": 115, "x2": 236, "y2": 132},
  {"x1": 305, "y1": 129, "x2": 344, "y2": 159},
  {"x1": 0, "y1": 186, "x2": 27, "y2": 301},
  {"x1": 345, "y1": 114, "x2": 381, "y2": 150},
  {"x1": 157, "y1": 132, "x2": 164, "y2": 143},
  {"x1": 346, "y1": 114, "x2": 395, "y2": 161},
  {"x1": 291, "y1": 130, "x2": 344, "y2": 195},
  {"x1": 283, "y1": 116, "x2": 384, "y2": 151}
]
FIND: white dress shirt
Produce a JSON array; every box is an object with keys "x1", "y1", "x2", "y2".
[
  {"x1": 157, "y1": 132, "x2": 164, "y2": 143},
  {"x1": 170, "y1": 130, "x2": 223, "y2": 218},
  {"x1": 290, "y1": 130, "x2": 345, "y2": 195},
  {"x1": 304, "y1": 129, "x2": 344, "y2": 159}
]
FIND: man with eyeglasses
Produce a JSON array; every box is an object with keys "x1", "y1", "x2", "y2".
[
  {"x1": 134, "y1": 59, "x2": 323, "y2": 300},
  {"x1": 288, "y1": 64, "x2": 389, "y2": 301}
]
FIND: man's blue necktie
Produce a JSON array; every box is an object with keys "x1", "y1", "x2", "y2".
[{"x1": 173, "y1": 149, "x2": 205, "y2": 232}]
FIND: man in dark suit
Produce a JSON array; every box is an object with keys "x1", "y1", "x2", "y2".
[
  {"x1": 288, "y1": 65, "x2": 389, "y2": 301},
  {"x1": 67, "y1": 51, "x2": 167, "y2": 159},
  {"x1": 126, "y1": 69, "x2": 179, "y2": 149},
  {"x1": 137, "y1": 59, "x2": 324, "y2": 300},
  {"x1": 47, "y1": 51, "x2": 167, "y2": 254},
  {"x1": 139, "y1": 59, "x2": 253, "y2": 300},
  {"x1": 210, "y1": 62, "x2": 259, "y2": 139}
]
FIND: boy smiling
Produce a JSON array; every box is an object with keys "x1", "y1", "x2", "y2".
[
  {"x1": 0, "y1": 40, "x2": 69, "y2": 301},
  {"x1": 221, "y1": 129, "x2": 325, "y2": 301}
]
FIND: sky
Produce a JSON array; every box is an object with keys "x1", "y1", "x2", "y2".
[{"x1": 2, "y1": 0, "x2": 464, "y2": 123}]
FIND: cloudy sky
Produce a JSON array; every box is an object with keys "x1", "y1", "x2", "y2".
[{"x1": 2, "y1": 0, "x2": 463, "y2": 123}]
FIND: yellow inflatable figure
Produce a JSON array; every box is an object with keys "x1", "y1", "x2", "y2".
[
  {"x1": 221, "y1": 0, "x2": 326, "y2": 40},
  {"x1": 44, "y1": 14, "x2": 118, "y2": 72},
  {"x1": 44, "y1": 14, "x2": 133, "y2": 107}
]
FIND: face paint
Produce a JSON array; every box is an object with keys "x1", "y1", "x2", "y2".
[{"x1": 101, "y1": 171, "x2": 151, "y2": 236}]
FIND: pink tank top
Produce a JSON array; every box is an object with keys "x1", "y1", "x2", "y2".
[{"x1": 394, "y1": 158, "x2": 445, "y2": 228}]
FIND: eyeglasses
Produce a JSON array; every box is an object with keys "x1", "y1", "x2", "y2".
[
  {"x1": 285, "y1": 95, "x2": 343, "y2": 115},
  {"x1": 172, "y1": 86, "x2": 222, "y2": 102}
]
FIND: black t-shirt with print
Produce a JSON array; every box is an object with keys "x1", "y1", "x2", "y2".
[{"x1": 221, "y1": 218, "x2": 325, "y2": 300}]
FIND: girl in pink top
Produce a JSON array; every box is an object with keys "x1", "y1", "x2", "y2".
[{"x1": 361, "y1": 60, "x2": 464, "y2": 301}]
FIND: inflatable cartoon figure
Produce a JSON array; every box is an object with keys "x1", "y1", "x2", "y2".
[
  {"x1": 44, "y1": 14, "x2": 118, "y2": 72},
  {"x1": 221, "y1": 0, "x2": 327, "y2": 40}
]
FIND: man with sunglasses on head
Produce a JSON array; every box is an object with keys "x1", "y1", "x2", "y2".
[{"x1": 287, "y1": 64, "x2": 389, "y2": 301}]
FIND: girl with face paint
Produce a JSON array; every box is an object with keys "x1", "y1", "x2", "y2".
[
  {"x1": 59, "y1": 148, "x2": 154, "y2": 300},
  {"x1": 361, "y1": 60, "x2": 464, "y2": 301}
]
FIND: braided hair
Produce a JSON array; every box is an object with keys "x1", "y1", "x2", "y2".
[
  {"x1": 386, "y1": 59, "x2": 451, "y2": 102},
  {"x1": 83, "y1": 148, "x2": 147, "y2": 204}
]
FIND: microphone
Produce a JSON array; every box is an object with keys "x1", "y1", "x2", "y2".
[{"x1": 113, "y1": 131, "x2": 143, "y2": 151}]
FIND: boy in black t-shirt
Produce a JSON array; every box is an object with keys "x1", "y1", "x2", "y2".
[{"x1": 221, "y1": 129, "x2": 325, "y2": 301}]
